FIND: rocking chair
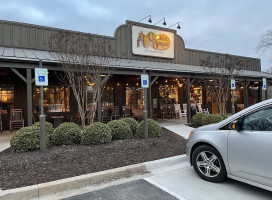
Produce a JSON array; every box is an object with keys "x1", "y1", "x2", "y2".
[{"x1": 10, "y1": 109, "x2": 24, "y2": 131}]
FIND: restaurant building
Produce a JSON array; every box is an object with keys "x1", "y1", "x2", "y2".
[{"x1": 0, "y1": 19, "x2": 271, "y2": 130}]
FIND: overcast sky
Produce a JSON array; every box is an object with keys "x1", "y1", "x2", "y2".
[{"x1": 0, "y1": 0, "x2": 271, "y2": 71}]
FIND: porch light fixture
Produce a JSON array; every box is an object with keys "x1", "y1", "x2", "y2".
[
  {"x1": 154, "y1": 18, "x2": 166, "y2": 26},
  {"x1": 138, "y1": 15, "x2": 152, "y2": 23},
  {"x1": 168, "y1": 22, "x2": 181, "y2": 29}
]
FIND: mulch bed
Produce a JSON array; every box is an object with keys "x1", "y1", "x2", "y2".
[{"x1": 0, "y1": 128, "x2": 186, "y2": 190}]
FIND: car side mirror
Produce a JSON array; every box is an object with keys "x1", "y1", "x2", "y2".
[
  {"x1": 231, "y1": 120, "x2": 238, "y2": 130},
  {"x1": 231, "y1": 117, "x2": 244, "y2": 131}
]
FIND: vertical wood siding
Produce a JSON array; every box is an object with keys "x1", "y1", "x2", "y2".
[{"x1": 0, "y1": 20, "x2": 261, "y2": 71}]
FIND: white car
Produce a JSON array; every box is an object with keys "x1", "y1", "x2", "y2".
[{"x1": 186, "y1": 99, "x2": 272, "y2": 191}]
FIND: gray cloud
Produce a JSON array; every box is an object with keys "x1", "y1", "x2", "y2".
[{"x1": 0, "y1": 0, "x2": 271, "y2": 70}]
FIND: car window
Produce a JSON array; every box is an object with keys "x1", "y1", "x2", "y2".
[
  {"x1": 220, "y1": 123, "x2": 232, "y2": 130},
  {"x1": 242, "y1": 107, "x2": 272, "y2": 131}
]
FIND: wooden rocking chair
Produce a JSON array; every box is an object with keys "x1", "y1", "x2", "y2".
[
  {"x1": 10, "y1": 109, "x2": 24, "y2": 131},
  {"x1": 112, "y1": 106, "x2": 120, "y2": 120}
]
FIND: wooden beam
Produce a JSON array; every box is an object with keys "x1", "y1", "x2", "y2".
[
  {"x1": 151, "y1": 76, "x2": 159, "y2": 85},
  {"x1": 10, "y1": 68, "x2": 27, "y2": 83}
]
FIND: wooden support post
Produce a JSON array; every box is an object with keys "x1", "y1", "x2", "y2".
[{"x1": 27, "y1": 68, "x2": 33, "y2": 126}]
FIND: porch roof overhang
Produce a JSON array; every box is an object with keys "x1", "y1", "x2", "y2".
[{"x1": 0, "y1": 46, "x2": 272, "y2": 80}]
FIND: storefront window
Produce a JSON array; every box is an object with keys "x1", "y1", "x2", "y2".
[
  {"x1": 190, "y1": 87, "x2": 202, "y2": 104},
  {"x1": 248, "y1": 85, "x2": 259, "y2": 106},
  {"x1": 33, "y1": 86, "x2": 70, "y2": 113},
  {"x1": 232, "y1": 90, "x2": 241, "y2": 103},
  {"x1": 159, "y1": 85, "x2": 178, "y2": 104},
  {"x1": 126, "y1": 87, "x2": 144, "y2": 109},
  {"x1": 0, "y1": 84, "x2": 14, "y2": 114},
  {"x1": 102, "y1": 85, "x2": 114, "y2": 107}
]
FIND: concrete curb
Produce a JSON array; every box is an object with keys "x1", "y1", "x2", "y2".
[
  {"x1": 145, "y1": 155, "x2": 187, "y2": 172},
  {"x1": 0, "y1": 155, "x2": 186, "y2": 200}
]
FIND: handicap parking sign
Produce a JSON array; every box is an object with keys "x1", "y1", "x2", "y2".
[
  {"x1": 231, "y1": 79, "x2": 235, "y2": 90},
  {"x1": 263, "y1": 78, "x2": 267, "y2": 90},
  {"x1": 141, "y1": 74, "x2": 149, "y2": 88},
  {"x1": 35, "y1": 68, "x2": 48, "y2": 86},
  {"x1": 38, "y1": 76, "x2": 45, "y2": 82},
  {"x1": 143, "y1": 80, "x2": 147, "y2": 85}
]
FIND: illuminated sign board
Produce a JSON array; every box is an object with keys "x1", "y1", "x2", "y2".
[{"x1": 132, "y1": 26, "x2": 174, "y2": 58}]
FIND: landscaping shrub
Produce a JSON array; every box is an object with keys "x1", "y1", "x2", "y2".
[
  {"x1": 33, "y1": 122, "x2": 54, "y2": 135},
  {"x1": 136, "y1": 119, "x2": 162, "y2": 138},
  {"x1": 201, "y1": 114, "x2": 223, "y2": 126},
  {"x1": 107, "y1": 120, "x2": 132, "y2": 140},
  {"x1": 10, "y1": 126, "x2": 50, "y2": 153},
  {"x1": 81, "y1": 122, "x2": 112, "y2": 145},
  {"x1": 191, "y1": 113, "x2": 207, "y2": 127},
  {"x1": 216, "y1": 113, "x2": 228, "y2": 120},
  {"x1": 119, "y1": 118, "x2": 139, "y2": 135},
  {"x1": 51, "y1": 122, "x2": 81, "y2": 145}
]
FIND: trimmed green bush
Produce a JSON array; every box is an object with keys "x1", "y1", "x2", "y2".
[
  {"x1": 81, "y1": 122, "x2": 112, "y2": 145},
  {"x1": 107, "y1": 120, "x2": 132, "y2": 140},
  {"x1": 191, "y1": 113, "x2": 206, "y2": 127},
  {"x1": 216, "y1": 113, "x2": 228, "y2": 120},
  {"x1": 201, "y1": 114, "x2": 223, "y2": 126},
  {"x1": 119, "y1": 118, "x2": 139, "y2": 135},
  {"x1": 33, "y1": 122, "x2": 54, "y2": 135},
  {"x1": 136, "y1": 119, "x2": 162, "y2": 138},
  {"x1": 52, "y1": 122, "x2": 81, "y2": 145},
  {"x1": 10, "y1": 126, "x2": 50, "y2": 153}
]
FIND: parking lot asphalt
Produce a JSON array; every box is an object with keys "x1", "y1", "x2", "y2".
[{"x1": 61, "y1": 179, "x2": 179, "y2": 200}]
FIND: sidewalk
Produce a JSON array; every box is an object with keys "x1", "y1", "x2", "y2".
[
  {"x1": 158, "y1": 118, "x2": 194, "y2": 139},
  {"x1": 0, "y1": 131, "x2": 13, "y2": 152}
]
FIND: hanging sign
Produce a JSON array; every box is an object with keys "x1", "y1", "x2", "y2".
[
  {"x1": 263, "y1": 78, "x2": 267, "y2": 90},
  {"x1": 231, "y1": 79, "x2": 235, "y2": 90},
  {"x1": 132, "y1": 26, "x2": 174, "y2": 58},
  {"x1": 141, "y1": 74, "x2": 149, "y2": 88},
  {"x1": 35, "y1": 68, "x2": 48, "y2": 86}
]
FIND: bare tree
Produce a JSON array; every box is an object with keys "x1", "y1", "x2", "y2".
[
  {"x1": 258, "y1": 30, "x2": 272, "y2": 51},
  {"x1": 199, "y1": 55, "x2": 244, "y2": 114},
  {"x1": 257, "y1": 29, "x2": 272, "y2": 72},
  {"x1": 50, "y1": 31, "x2": 115, "y2": 128}
]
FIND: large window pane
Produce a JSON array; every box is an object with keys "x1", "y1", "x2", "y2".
[
  {"x1": 0, "y1": 84, "x2": 14, "y2": 114},
  {"x1": 159, "y1": 84, "x2": 178, "y2": 104},
  {"x1": 126, "y1": 87, "x2": 144, "y2": 109},
  {"x1": 102, "y1": 85, "x2": 114, "y2": 107},
  {"x1": 33, "y1": 86, "x2": 70, "y2": 113}
]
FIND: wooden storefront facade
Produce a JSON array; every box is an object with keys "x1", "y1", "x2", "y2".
[{"x1": 0, "y1": 19, "x2": 271, "y2": 130}]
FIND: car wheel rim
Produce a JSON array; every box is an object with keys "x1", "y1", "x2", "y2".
[{"x1": 196, "y1": 151, "x2": 221, "y2": 178}]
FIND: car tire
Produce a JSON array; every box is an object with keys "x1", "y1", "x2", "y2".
[{"x1": 192, "y1": 145, "x2": 227, "y2": 182}]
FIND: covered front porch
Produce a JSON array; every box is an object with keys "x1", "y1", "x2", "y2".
[{"x1": 0, "y1": 47, "x2": 272, "y2": 130}]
